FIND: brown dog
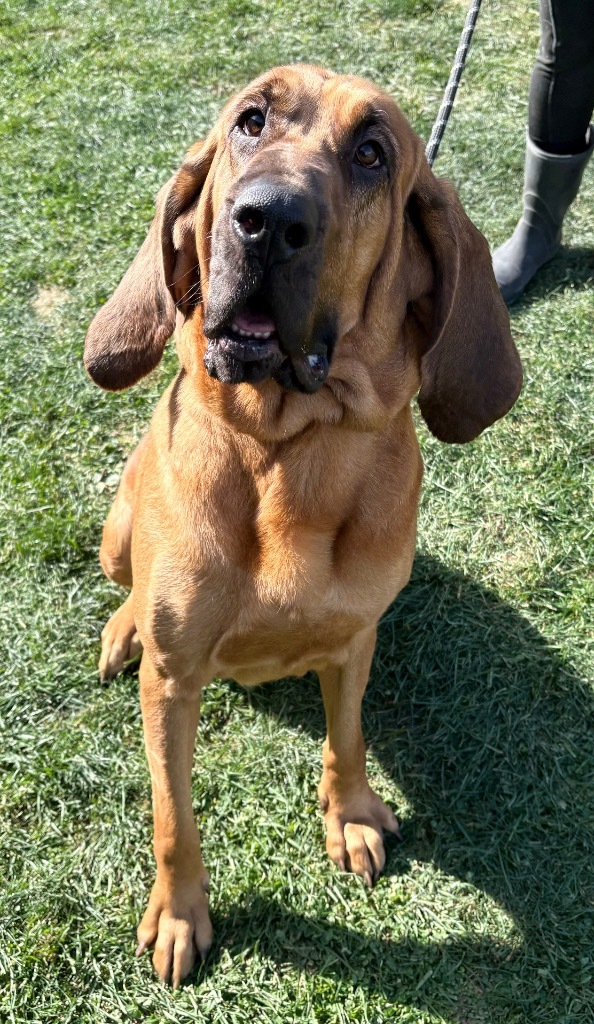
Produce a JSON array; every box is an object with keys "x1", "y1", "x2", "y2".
[{"x1": 84, "y1": 65, "x2": 522, "y2": 986}]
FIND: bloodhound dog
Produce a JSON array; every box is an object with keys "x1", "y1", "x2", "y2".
[{"x1": 84, "y1": 64, "x2": 522, "y2": 985}]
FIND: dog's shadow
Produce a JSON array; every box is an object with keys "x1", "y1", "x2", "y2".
[{"x1": 209, "y1": 554, "x2": 593, "y2": 1018}]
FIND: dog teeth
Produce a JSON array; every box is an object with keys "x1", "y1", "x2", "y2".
[{"x1": 231, "y1": 325, "x2": 273, "y2": 341}]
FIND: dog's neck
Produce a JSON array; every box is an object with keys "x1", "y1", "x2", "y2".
[{"x1": 176, "y1": 312, "x2": 420, "y2": 444}]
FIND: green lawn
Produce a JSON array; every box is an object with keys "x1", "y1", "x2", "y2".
[{"x1": 1, "y1": 1, "x2": 593, "y2": 1021}]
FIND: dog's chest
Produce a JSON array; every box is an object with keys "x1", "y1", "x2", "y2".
[
  {"x1": 209, "y1": 521, "x2": 374, "y2": 683},
  {"x1": 202, "y1": 466, "x2": 416, "y2": 683},
  {"x1": 140, "y1": 401, "x2": 420, "y2": 683}
]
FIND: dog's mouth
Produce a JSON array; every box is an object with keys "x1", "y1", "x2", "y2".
[
  {"x1": 215, "y1": 292, "x2": 283, "y2": 365},
  {"x1": 203, "y1": 289, "x2": 332, "y2": 392}
]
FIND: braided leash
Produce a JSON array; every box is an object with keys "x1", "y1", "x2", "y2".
[{"x1": 425, "y1": 0, "x2": 483, "y2": 167}]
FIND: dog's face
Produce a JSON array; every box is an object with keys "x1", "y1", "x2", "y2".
[
  {"x1": 198, "y1": 66, "x2": 415, "y2": 392},
  {"x1": 85, "y1": 65, "x2": 522, "y2": 442}
]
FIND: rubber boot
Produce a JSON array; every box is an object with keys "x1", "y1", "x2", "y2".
[{"x1": 493, "y1": 129, "x2": 594, "y2": 304}]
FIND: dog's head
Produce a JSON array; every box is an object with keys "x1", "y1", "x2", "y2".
[{"x1": 84, "y1": 64, "x2": 521, "y2": 442}]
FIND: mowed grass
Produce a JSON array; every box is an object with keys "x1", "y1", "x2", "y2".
[{"x1": 1, "y1": 0, "x2": 593, "y2": 1020}]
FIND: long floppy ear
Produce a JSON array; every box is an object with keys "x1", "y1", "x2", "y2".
[
  {"x1": 408, "y1": 165, "x2": 522, "y2": 443},
  {"x1": 84, "y1": 138, "x2": 216, "y2": 391}
]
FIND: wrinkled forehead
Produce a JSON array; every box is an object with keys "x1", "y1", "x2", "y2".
[{"x1": 220, "y1": 65, "x2": 404, "y2": 149}]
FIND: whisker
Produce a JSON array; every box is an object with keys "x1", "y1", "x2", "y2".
[
  {"x1": 172, "y1": 268, "x2": 203, "y2": 308},
  {"x1": 168, "y1": 263, "x2": 201, "y2": 287}
]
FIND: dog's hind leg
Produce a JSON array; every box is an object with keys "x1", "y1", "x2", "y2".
[
  {"x1": 98, "y1": 436, "x2": 147, "y2": 680},
  {"x1": 99, "y1": 592, "x2": 141, "y2": 681},
  {"x1": 100, "y1": 435, "x2": 148, "y2": 588}
]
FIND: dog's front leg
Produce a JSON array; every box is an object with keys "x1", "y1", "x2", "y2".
[
  {"x1": 136, "y1": 653, "x2": 212, "y2": 986},
  {"x1": 318, "y1": 627, "x2": 400, "y2": 886}
]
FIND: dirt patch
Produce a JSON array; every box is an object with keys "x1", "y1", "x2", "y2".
[{"x1": 32, "y1": 285, "x2": 69, "y2": 320}]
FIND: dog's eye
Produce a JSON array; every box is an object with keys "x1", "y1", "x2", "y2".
[
  {"x1": 354, "y1": 141, "x2": 383, "y2": 168},
  {"x1": 240, "y1": 110, "x2": 265, "y2": 137}
]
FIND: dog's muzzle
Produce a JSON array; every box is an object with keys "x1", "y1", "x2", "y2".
[{"x1": 203, "y1": 178, "x2": 333, "y2": 392}]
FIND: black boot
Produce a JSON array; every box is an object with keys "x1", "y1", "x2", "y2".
[{"x1": 493, "y1": 130, "x2": 594, "y2": 305}]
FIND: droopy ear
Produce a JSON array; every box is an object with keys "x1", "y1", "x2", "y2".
[
  {"x1": 408, "y1": 166, "x2": 522, "y2": 443},
  {"x1": 84, "y1": 138, "x2": 216, "y2": 391}
]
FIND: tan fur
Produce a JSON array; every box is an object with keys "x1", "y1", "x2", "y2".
[{"x1": 85, "y1": 66, "x2": 522, "y2": 986}]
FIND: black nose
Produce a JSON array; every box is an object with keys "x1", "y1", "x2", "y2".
[{"x1": 231, "y1": 180, "x2": 318, "y2": 263}]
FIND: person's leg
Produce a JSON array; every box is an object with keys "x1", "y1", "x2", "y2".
[
  {"x1": 493, "y1": 0, "x2": 594, "y2": 304},
  {"x1": 529, "y1": 0, "x2": 594, "y2": 154}
]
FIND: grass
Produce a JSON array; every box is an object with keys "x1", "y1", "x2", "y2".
[{"x1": 1, "y1": 0, "x2": 593, "y2": 1021}]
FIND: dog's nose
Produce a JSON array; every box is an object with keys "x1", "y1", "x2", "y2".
[{"x1": 231, "y1": 181, "x2": 317, "y2": 263}]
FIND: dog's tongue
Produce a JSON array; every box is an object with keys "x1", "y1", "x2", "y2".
[{"x1": 234, "y1": 307, "x2": 277, "y2": 335}]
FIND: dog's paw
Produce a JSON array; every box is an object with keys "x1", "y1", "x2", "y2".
[
  {"x1": 136, "y1": 873, "x2": 212, "y2": 987},
  {"x1": 99, "y1": 598, "x2": 142, "y2": 681},
  {"x1": 319, "y1": 783, "x2": 400, "y2": 886}
]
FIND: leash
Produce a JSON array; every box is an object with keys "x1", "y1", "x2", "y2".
[{"x1": 425, "y1": 0, "x2": 483, "y2": 167}]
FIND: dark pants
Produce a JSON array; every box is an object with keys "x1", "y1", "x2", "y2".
[{"x1": 529, "y1": 0, "x2": 594, "y2": 153}]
